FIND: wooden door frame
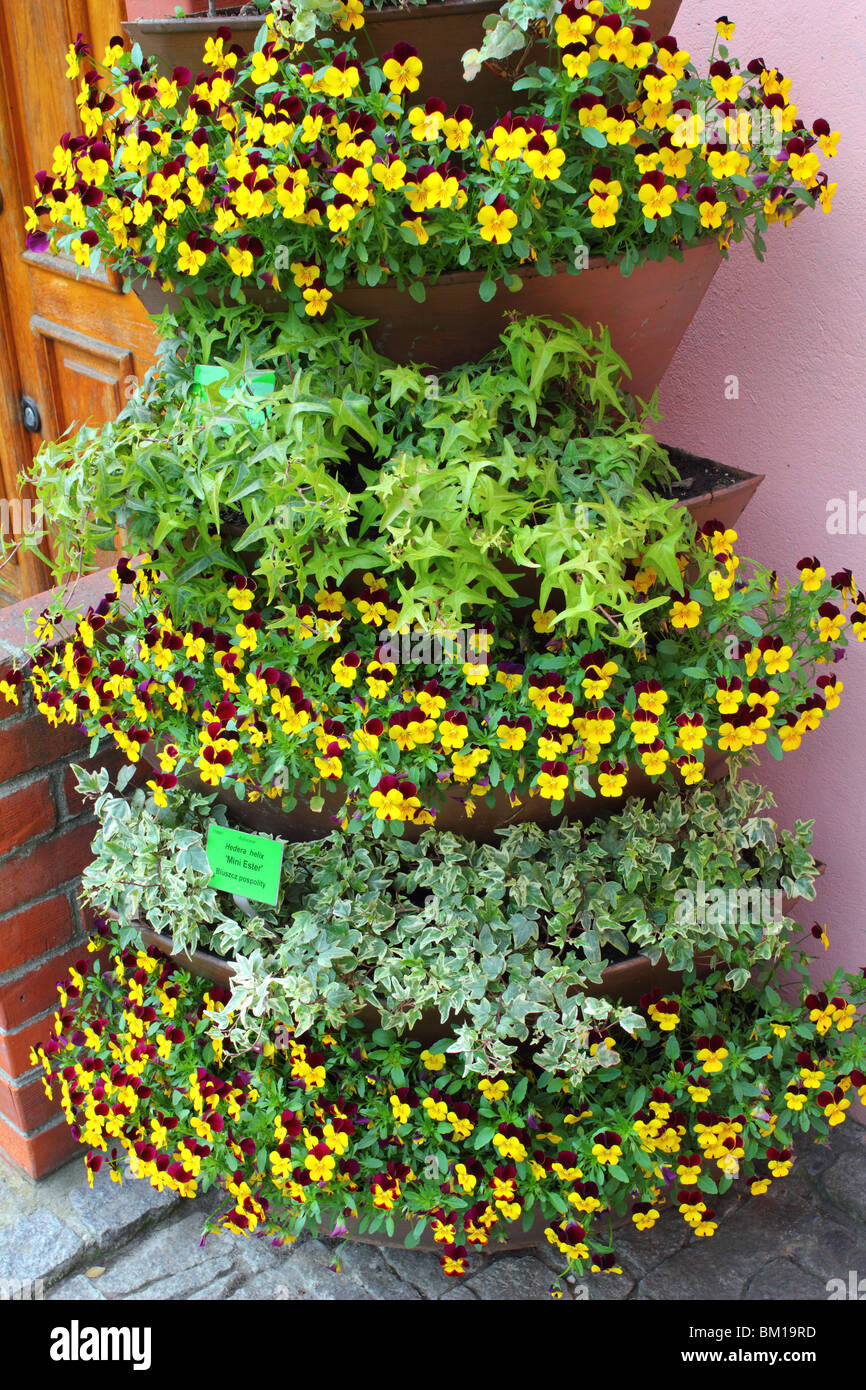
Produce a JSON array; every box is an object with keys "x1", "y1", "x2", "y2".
[
  {"x1": 0, "y1": 17, "x2": 51, "y2": 596},
  {"x1": 0, "y1": 0, "x2": 158, "y2": 601}
]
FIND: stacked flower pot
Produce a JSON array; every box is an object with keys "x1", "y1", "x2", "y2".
[{"x1": 20, "y1": 4, "x2": 866, "y2": 1284}]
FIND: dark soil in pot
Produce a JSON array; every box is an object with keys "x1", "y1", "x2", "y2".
[{"x1": 662, "y1": 447, "x2": 749, "y2": 503}]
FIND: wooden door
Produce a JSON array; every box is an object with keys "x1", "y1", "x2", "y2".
[{"x1": 0, "y1": 0, "x2": 158, "y2": 603}]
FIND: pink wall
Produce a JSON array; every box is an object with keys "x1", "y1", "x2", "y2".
[{"x1": 658, "y1": 1, "x2": 866, "y2": 980}]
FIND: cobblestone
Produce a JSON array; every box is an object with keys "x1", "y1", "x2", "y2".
[
  {"x1": 67, "y1": 1166, "x2": 179, "y2": 1249},
  {"x1": 583, "y1": 1270, "x2": 638, "y2": 1301},
  {"x1": 613, "y1": 1209, "x2": 690, "y2": 1277},
  {"x1": 11, "y1": 1123, "x2": 864, "y2": 1302},
  {"x1": 377, "y1": 1244, "x2": 479, "y2": 1299},
  {"x1": 336, "y1": 1243, "x2": 423, "y2": 1300},
  {"x1": 745, "y1": 1259, "x2": 829, "y2": 1301},
  {"x1": 781, "y1": 1214, "x2": 866, "y2": 1285},
  {"x1": 466, "y1": 1254, "x2": 560, "y2": 1301},
  {"x1": 821, "y1": 1149, "x2": 866, "y2": 1225},
  {"x1": 0, "y1": 1209, "x2": 82, "y2": 1288},
  {"x1": 46, "y1": 1272, "x2": 107, "y2": 1301},
  {"x1": 90, "y1": 1211, "x2": 237, "y2": 1299}
]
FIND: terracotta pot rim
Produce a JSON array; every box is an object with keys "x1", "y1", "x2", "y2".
[
  {"x1": 322, "y1": 1205, "x2": 636, "y2": 1252},
  {"x1": 332, "y1": 0, "x2": 503, "y2": 20},
  {"x1": 137, "y1": 921, "x2": 237, "y2": 984},
  {"x1": 341, "y1": 240, "x2": 720, "y2": 294},
  {"x1": 120, "y1": 854, "x2": 824, "y2": 1010},
  {"x1": 123, "y1": 0, "x2": 525, "y2": 33},
  {"x1": 674, "y1": 464, "x2": 765, "y2": 513},
  {"x1": 122, "y1": 855, "x2": 823, "y2": 1044},
  {"x1": 123, "y1": 15, "x2": 262, "y2": 34},
  {"x1": 140, "y1": 734, "x2": 728, "y2": 842},
  {"x1": 132, "y1": 238, "x2": 720, "y2": 316}
]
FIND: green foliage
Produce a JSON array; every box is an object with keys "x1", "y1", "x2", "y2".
[
  {"x1": 34, "y1": 914, "x2": 866, "y2": 1274},
  {"x1": 268, "y1": 0, "x2": 424, "y2": 45},
  {"x1": 23, "y1": 312, "x2": 687, "y2": 637},
  {"x1": 79, "y1": 771, "x2": 820, "y2": 1084},
  {"x1": 77, "y1": 765, "x2": 239, "y2": 945}
]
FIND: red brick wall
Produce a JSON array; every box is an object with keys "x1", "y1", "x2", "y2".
[{"x1": 0, "y1": 570, "x2": 127, "y2": 1177}]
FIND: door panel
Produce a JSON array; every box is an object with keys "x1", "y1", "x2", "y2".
[
  {"x1": 0, "y1": 0, "x2": 158, "y2": 603},
  {"x1": 32, "y1": 315, "x2": 136, "y2": 435}
]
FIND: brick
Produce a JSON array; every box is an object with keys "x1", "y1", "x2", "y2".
[
  {"x1": 0, "y1": 1013, "x2": 56, "y2": 1078},
  {"x1": 0, "y1": 1111, "x2": 79, "y2": 1178},
  {"x1": 0, "y1": 821, "x2": 95, "y2": 916},
  {"x1": 0, "y1": 946, "x2": 85, "y2": 1031},
  {"x1": 0, "y1": 690, "x2": 25, "y2": 723},
  {"x1": 0, "y1": 716, "x2": 89, "y2": 783},
  {"x1": 0, "y1": 779, "x2": 55, "y2": 857},
  {"x1": 0, "y1": 1072, "x2": 61, "y2": 1132},
  {"x1": 0, "y1": 894, "x2": 75, "y2": 974}
]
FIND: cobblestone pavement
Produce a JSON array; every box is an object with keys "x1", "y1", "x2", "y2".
[{"x1": 1, "y1": 1122, "x2": 864, "y2": 1302}]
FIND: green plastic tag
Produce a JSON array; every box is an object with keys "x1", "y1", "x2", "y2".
[
  {"x1": 192, "y1": 365, "x2": 276, "y2": 427},
  {"x1": 193, "y1": 363, "x2": 229, "y2": 389},
  {"x1": 205, "y1": 823, "x2": 284, "y2": 906}
]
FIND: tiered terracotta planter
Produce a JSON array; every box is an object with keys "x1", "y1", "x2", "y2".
[
  {"x1": 124, "y1": 0, "x2": 683, "y2": 128},
  {"x1": 129, "y1": 842, "x2": 817, "y2": 1253},
  {"x1": 153, "y1": 748, "x2": 730, "y2": 844},
  {"x1": 138, "y1": 904, "x2": 677, "y2": 1250},
  {"x1": 127, "y1": 6, "x2": 713, "y2": 401},
  {"x1": 123, "y1": 912, "x2": 689, "y2": 1249},
  {"x1": 132, "y1": 863, "x2": 820, "y2": 1025},
  {"x1": 214, "y1": 456, "x2": 762, "y2": 546},
  {"x1": 334, "y1": 242, "x2": 723, "y2": 389},
  {"x1": 134, "y1": 239, "x2": 723, "y2": 401},
  {"x1": 124, "y1": 0, "x2": 771, "y2": 1263}
]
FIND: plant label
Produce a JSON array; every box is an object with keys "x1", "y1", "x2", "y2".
[
  {"x1": 192, "y1": 364, "x2": 276, "y2": 427},
  {"x1": 205, "y1": 823, "x2": 284, "y2": 906}
]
